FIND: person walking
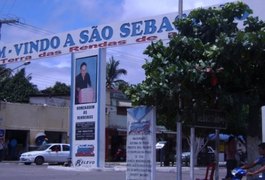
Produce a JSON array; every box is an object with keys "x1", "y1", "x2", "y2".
[{"x1": 225, "y1": 136, "x2": 237, "y2": 179}]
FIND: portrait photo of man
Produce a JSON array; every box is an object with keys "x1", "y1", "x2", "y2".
[{"x1": 75, "y1": 56, "x2": 97, "y2": 104}]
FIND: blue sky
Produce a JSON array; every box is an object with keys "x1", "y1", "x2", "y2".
[{"x1": 0, "y1": 0, "x2": 262, "y2": 90}]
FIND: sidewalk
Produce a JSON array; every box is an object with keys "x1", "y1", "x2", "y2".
[
  {"x1": 47, "y1": 161, "x2": 226, "y2": 177},
  {"x1": 1, "y1": 160, "x2": 227, "y2": 178}
]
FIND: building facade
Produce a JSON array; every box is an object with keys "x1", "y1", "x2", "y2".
[
  {"x1": 0, "y1": 89, "x2": 130, "y2": 161},
  {"x1": 0, "y1": 101, "x2": 69, "y2": 160}
]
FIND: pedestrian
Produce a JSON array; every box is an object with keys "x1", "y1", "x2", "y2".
[
  {"x1": 242, "y1": 142, "x2": 265, "y2": 179},
  {"x1": 224, "y1": 136, "x2": 237, "y2": 180},
  {"x1": 42, "y1": 137, "x2": 48, "y2": 145},
  {"x1": 114, "y1": 148, "x2": 124, "y2": 162},
  {"x1": 9, "y1": 138, "x2": 17, "y2": 160}
]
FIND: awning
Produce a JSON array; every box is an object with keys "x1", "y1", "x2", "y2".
[
  {"x1": 118, "y1": 101, "x2": 132, "y2": 107},
  {"x1": 208, "y1": 133, "x2": 230, "y2": 141},
  {"x1": 35, "y1": 132, "x2": 46, "y2": 139}
]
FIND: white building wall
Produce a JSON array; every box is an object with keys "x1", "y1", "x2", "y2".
[
  {"x1": 0, "y1": 102, "x2": 69, "y2": 145},
  {"x1": 108, "y1": 111, "x2": 127, "y2": 129}
]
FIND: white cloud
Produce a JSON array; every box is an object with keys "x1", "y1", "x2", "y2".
[
  {"x1": 38, "y1": 55, "x2": 71, "y2": 69},
  {"x1": 121, "y1": 0, "x2": 237, "y2": 21},
  {"x1": 121, "y1": 0, "x2": 178, "y2": 20},
  {"x1": 28, "y1": 57, "x2": 71, "y2": 90}
]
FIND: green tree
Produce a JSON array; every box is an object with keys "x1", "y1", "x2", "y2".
[
  {"x1": 125, "y1": 2, "x2": 265, "y2": 136},
  {"x1": 0, "y1": 66, "x2": 12, "y2": 81},
  {"x1": 0, "y1": 68, "x2": 39, "y2": 102},
  {"x1": 41, "y1": 82, "x2": 70, "y2": 95},
  {"x1": 106, "y1": 56, "x2": 127, "y2": 89}
]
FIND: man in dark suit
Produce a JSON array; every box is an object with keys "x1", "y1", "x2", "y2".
[{"x1": 75, "y1": 62, "x2": 91, "y2": 104}]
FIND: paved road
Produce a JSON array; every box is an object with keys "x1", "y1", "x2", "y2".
[{"x1": 0, "y1": 161, "x2": 227, "y2": 180}]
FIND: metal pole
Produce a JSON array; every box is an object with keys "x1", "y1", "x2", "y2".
[
  {"x1": 262, "y1": 106, "x2": 265, "y2": 142},
  {"x1": 215, "y1": 129, "x2": 220, "y2": 180},
  {"x1": 11, "y1": 61, "x2": 31, "y2": 72},
  {"x1": 179, "y1": 0, "x2": 183, "y2": 19},
  {"x1": 176, "y1": 1, "x2": 183, "y2": 180},
  {"x1": 190, "y1": 127, "x2": 195, "y2": 180},
  {"x1": 176, "y1": 121, "x2": 182, "y2": 180},
  {"x1": 0, "y1": 18, "x2": 19, "y2": 41}
]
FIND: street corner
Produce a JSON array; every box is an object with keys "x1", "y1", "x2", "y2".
[
  {"x1": 47, "y1": 165, "x2": 115, "y2": 172},
  {"x1": 113, "y1": 166, "x2": 127, "y2": 171}
]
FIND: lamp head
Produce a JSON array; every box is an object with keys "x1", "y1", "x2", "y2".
[{"x1": 23, "y1": 61, "x2": 31, "y2": 66}]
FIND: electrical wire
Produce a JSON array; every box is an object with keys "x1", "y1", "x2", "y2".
[
  {"x1": 7, "y1": 22, "x2": 53, "y2": 35},
  {"x1": 108, "y1": 48, "x2": 147, "y2": 61}
]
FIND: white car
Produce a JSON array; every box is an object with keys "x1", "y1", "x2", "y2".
[{"x1": 20, "y1": 143, "x2": 70, "y2": 165}]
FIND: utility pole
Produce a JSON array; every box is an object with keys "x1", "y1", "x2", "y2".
[
  {"x1": 176, "y1": 1, "x2": 183, "y2": 180},
  {"x1": 0, "y1": 18, "x2": 19, "y2": 40}
]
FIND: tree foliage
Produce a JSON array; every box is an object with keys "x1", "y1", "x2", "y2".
[
  {"x1": 41, "y1": 82, "x2": 70, "y2": 95},
  {"x1": 125, "y1": 2, "x2": 265, "y2": 136},
  {"x1": 106, "y1": 56, "x2": 128, "y2": 89},
  {"x1": 0, "y1": 66, "x2": 12, "y2": 81},
  {"x1": 0, "y1": 68, "x2": 39, "y2": 103}
]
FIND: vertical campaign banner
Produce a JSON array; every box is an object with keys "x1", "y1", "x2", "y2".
[
  {"x1": 126, "y1": 106, "x2": 156, "y2": 180},
  {"x1": 71, "y1": 49, "x2": 106, "y2": 168}
]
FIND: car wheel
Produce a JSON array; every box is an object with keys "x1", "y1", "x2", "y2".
[
  {"x1": 35, "y1": 156, "x2": 44, "y2": 165},
  {"x1": 24, "y1": 162, "x2": 32, "y2": 165}
]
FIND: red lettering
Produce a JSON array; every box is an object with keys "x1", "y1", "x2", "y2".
[
  {"x1": 38, "y1": 51, "x2": 62, "y2": 57},
  {"x1": 88, "y1": 44, "x2": 98, "y2": 49},
  {"x1": 68, "y1": 40, "x2": 128, "y2": 53},
  {"x1": 136, "y1": 36, "x2": 147, "y2": 42},
  {"x1": 80, "y1": 46, "x2": 89, "y2": 51},
  {"x1": 147, "y1": 36, "x2": 157, "y2": 41},
  {"x1": 136, "y1": 36, "x2": 157, "y2": 42},
  {"x1": 69, "y1": 46, "x2": 80, "y2": 52},
  {"x1": 99, "y1": 42, "x2": 107, "y2": 47},
  {"x1": 54, "y1": 51, "x2": 62, "y2": 56},
  {"x1": 0, "y1": 56, "x2": 32, "y2": 65},
  {"x1": 108, "y1": 42, "x2": 117, "y2": 46},
  {"x1": 118, "y1": 40, "x2": 127, "y2": 45}
]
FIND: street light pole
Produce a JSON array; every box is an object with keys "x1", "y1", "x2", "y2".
[
  {"x1": 11, "y1": 61, "x2": 31, "y2": 73},
  {"x1": 0, "y1": 61, "x2": 31, "y2": 76},
  {"x1": 179, "y1": 0, "x2": 183, "y2": 19},
  {"x1": 176, "y1": 1, "x2": 183, "y2": 180}
]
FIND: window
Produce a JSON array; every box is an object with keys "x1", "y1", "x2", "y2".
[
  {"x1": 117, "y1": 107, "x2": 127, "y2": 115},
  {"x1": 63, "y1": 145, "x2": 70, "y2": 151},
  {"x1": 50, "y1": 145, "x2": 61, "y2": 152}
]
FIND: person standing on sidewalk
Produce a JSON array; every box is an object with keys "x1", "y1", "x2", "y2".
[{"x1": 225, "y1": 136, "x2": 237, "y2": 179}]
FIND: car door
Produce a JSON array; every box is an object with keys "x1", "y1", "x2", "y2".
[
  {"x1": 57, "y1": 144, "x2": 70, "y2": 162},
  {"x1": 45, "y1": 144, "x2": 61, "y2": 162}
]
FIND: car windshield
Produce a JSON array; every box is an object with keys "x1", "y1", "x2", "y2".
[{"x1": 36, "y1": 144, "x2": 50, "y2": 151}]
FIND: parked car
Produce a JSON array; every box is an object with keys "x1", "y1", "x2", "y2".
[
  {"x1": 182, "y1": 146, "x2": 215, "y2": 166},
  {"x1": 19, "y1": 143, "x2": 70, "y2": 165}
]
